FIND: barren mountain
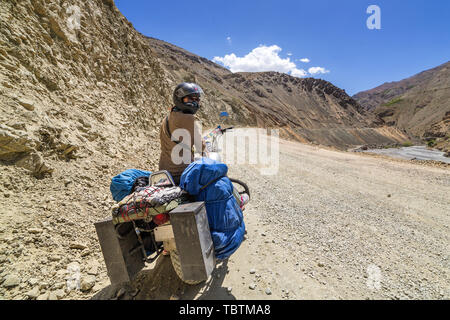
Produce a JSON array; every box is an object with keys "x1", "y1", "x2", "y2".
[
  {"x1": 353, "y1": 61, "x2": 450, "y2": 153},
  {"x1": 148, "y1": 37, "x2": 409, "y2": 148}
]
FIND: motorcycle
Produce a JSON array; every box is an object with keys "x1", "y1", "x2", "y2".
[{"x1": 95, "y1": 125, "x2": 250, "y2": 286}]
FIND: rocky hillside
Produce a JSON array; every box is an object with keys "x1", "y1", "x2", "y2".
[
  {"x1": 0, "y1": 0, "x2": 409, "y2": 300},
  {"x1": 0, "y1": 0, "x2": 174, "y2": 178},
  {"x1": 353, "y1": 61, "x2": 450, "y2": 154},
  {"x1": 0, "y1": 0, "x2": 174, "y2": 300}
]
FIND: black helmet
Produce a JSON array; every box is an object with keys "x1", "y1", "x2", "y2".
[{"x1": 173, "y1": 82, "x2": 204, "y2": 114}]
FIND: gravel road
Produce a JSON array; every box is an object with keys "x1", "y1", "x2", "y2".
[
  {"x1": 181, "y1": 139, "x2": 450, "y2": 300},
  {"x1": 2, "y1": 138, "x2": 448, "y2": 300}
]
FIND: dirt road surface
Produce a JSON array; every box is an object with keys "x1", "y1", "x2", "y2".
[{"x1": 170, "y1": 139, "x2": 449, "y2": 300}]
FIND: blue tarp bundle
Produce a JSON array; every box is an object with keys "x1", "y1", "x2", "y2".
[
  {"x1": 180, "y1": 158, "x2": 245, "y2": 260},
  {"x1": 110, "y1": 169, "x2": 152, "y2": 202}
]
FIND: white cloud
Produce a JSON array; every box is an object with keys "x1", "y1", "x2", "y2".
[
  {"x1": 287, "y1": 52, "x2": 293, "y2": 56},
  {"x1": 299, "y1": 58, "x2": 310, "y2": 63},
  {"x1": 308, "y1": 67, "x2": 330, "y2": 75},
  {"x1": 226, "y1": 36, "x2": 232, "y2": 44},
  {"x1": 291, "y1": 68, "x2": 308, "y2": 77},
  {"x1": 213, "y1": 45, "x2": 307, "y2": 78}
]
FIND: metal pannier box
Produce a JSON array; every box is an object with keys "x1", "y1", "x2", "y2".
[
  {"x1": 94, "y1": 217, "x2": 145, "y2": 285},
  {"x1": 169, "y1": 201, "x2": 216, "y2": 282}
]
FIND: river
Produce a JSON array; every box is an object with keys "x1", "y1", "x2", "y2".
[{"x1": 363, "y1": 145, "x2": 450, "y2": 164}]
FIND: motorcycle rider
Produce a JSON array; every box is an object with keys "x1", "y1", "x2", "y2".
[{"x1": 159, "y1": 82, "x2": 206, "y2": 185}]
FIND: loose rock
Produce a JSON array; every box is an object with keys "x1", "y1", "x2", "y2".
[
  {"x1": 55, "y1": 289, "x2": 66, "y2": 299},
  {"x1": 29, "y1": 228, "x2": 43, "y2": 234},
  {"x1": 48, "y1": 292, "x2": 58, "y2": 300},
  {"x1": 3, "y1": 275, "x2": 20, "y2": 288},
  {"x1": 18, "y1": 98, "x2": 35, "y2": 111},
  {"x1": 69, "y1": 242, "x2": 87, "y2": 250},
  {"x1": 26, "y1": 287, "x2": 40, "y2": 299},
  {"x1": 37, "y1": 292, "x2": 50, "y2": 300},
  {"x1": 80, "y1": 275, "x2": 96, "y2": 292}
]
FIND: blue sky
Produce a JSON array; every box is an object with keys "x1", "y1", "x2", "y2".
[{"x1": 115, "y1": 0, "x2": 450, "y2": 95}]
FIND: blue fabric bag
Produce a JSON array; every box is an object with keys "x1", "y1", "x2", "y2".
[
  {"x1": 110, "y1": 169, "x2": 152, "y2": 202},
  {"x1": 180, "y1": 158, "x2": 245, "y2": 260}
]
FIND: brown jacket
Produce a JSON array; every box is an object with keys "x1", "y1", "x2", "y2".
[{"x1": 158, "y1": 110, "x2": 204, "y2": 179}]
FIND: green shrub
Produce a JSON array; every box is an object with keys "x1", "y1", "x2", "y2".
[
  {"x1": 384, "y1": 97, "x2": 403, "y2": 106},
  {"x1": 402, "y1": 141, "x2": 413, "y2": 147}
]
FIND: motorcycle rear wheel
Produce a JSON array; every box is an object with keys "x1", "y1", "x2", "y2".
[
  {"x1": 170, "y1": 250, "x2": 203, "y2": 285},
  {"x1": 229, "y1": 178, "x2": 250, "y2": 197}
]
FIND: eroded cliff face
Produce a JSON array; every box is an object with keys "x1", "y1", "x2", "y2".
[
  {"x1": 0, "y1": 0, "x2": 173, "y2": 176},
  {"x1": 0, "y1": 0, "x2": 176, "y2": 301}
]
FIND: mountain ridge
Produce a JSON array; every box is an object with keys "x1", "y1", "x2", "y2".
[{"x1": 147, "y1": 36, "x2": 408, "y2": 149}]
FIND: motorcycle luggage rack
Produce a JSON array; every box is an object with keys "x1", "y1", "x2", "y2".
[{"x1": 130, "y1": 220, "x2": 164, "y2": 264}]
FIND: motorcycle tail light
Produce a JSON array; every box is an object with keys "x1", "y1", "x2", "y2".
[{"x1": 153, "y1": 213, "x2": 170, "y2": 225}]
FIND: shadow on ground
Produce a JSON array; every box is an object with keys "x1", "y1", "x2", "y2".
[{"x1": 91, "y1": 255, "x2": 235, "y2": 300}]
